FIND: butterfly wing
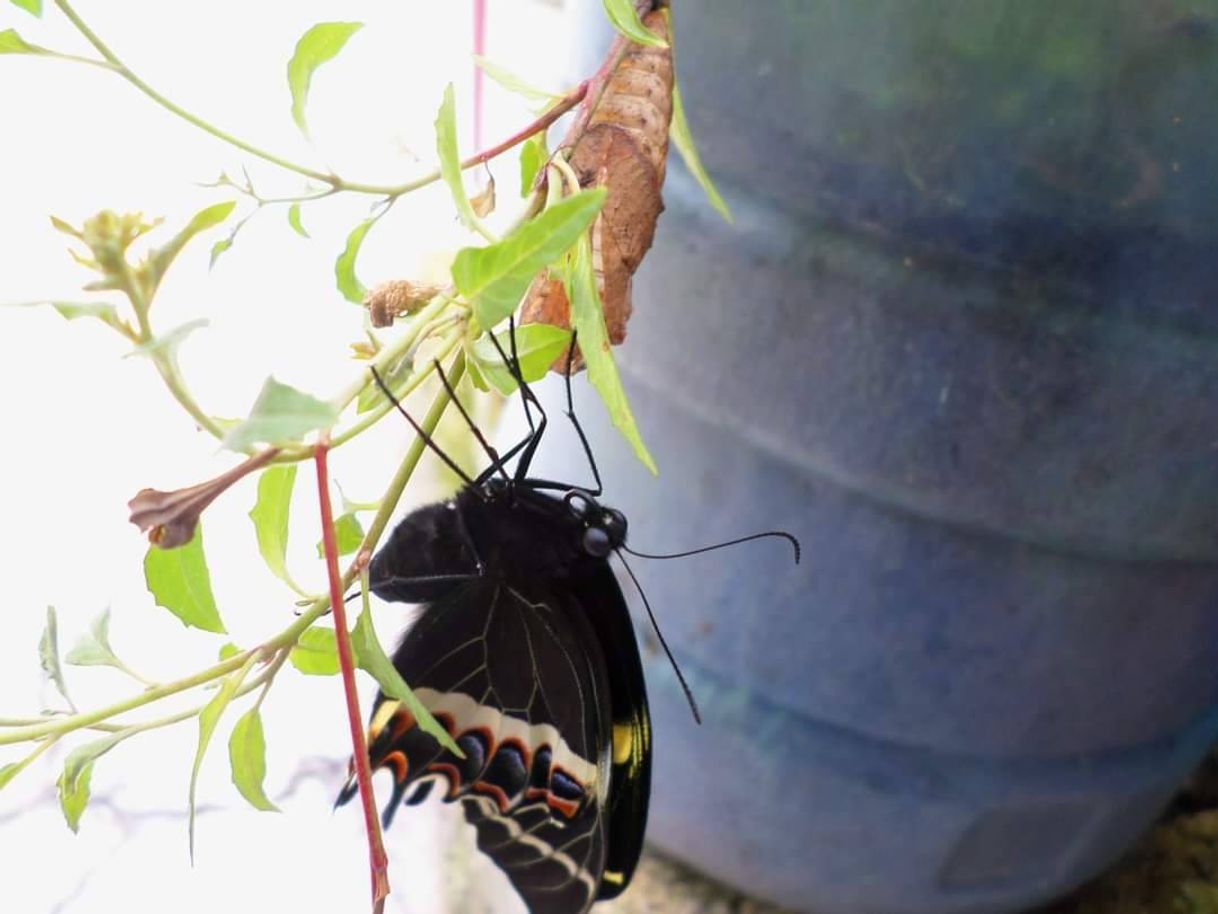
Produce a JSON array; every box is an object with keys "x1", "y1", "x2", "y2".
[{"x1": 354, "y1": 575, "x2": 615, "y2": 914}]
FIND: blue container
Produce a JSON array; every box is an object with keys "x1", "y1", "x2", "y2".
[{"x1": 542, "y1": 2, "x2": 1218, "y2": 911}]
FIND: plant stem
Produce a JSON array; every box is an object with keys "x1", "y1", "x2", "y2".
[{"x1": 316, "y1": 437, "x2": 390, "y2": 911}]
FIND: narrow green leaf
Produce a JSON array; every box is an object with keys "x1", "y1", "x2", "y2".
[
  {"x1": 451, "y1": 188, "x2": 606, "y2": 330},
  {"x1": 61, "y1": 730, "x2": 132, "y2": 793},
  {"x1": 222, "y1": 376, "x2": 339, "y2": 452},
  {"x1": 289, "y1": 626, "x2": 339, "y2": 676},
  {"x1": 147, "y1": 200, "x2": 237, "y2": 293},
  {"x1": 48, "y1": 300, "x2": 127, "y2": 333},
  {"x1": 57, "y1": 759, "x2": 92, "y2": 832},
  {"x1": 351, "y1": 599, "x2": 463, "y2": 756},
  {"x1": 143, "y1": 527, "x2": 226, "y2": 634},
  {"x1": 670, "y1": 81, "x2": 731, "y2": 222},
  {"x1": 229, "y1": 708, "x2": 278, "y2": 812},
  {"x1": 218, "y1": 642, "x2": 241, "y2": 661},
  {"x1": 0, "y1": 763, "x2": 23, "y2": 791},
  {"x1": 0, "y1": 28, "x2": 48, "y2": 55},
  {"x1": 565, "y1": 236, "x2": 656, "y2": 473},
  {"x1": 356, "y1": 352, "x2": 412, "y2": 414},
  {"x1": 39, "y1": 606, "x2": 73, "y2": 708},
  {"x1": 190, "y1": 663, "x2": 248, "y2": 860},
  {"x1": 334, "y1": 217, "x2": 375, "y2": 304},
  {"x1": 468, "y1": 324, "x2": 571, "y2": 395},
  {"x1": 287, "y1": 203, "x2": 309, "y2": 238},
  {"x1": 435, "y1": 83, "x2": 482, "y2": 235},
  {"x1": 65, "y1": 608, "x2": 123, "y2": 668},
  {"x1": 126, "y1": 318, "x2": 209, "y2": 360},
  {"x1": 601, "y1": 0, "x2": 668, "y2": 48},
  {"x1": 209, "y1": 237, "x2": 233, "y2": 269},
  {"x1": 287, "y1": 22, "x2": 363, "y2": 138},
  {"x1": 249, "y1": 465, "x2": 297, "y2": 586},
  {"x1": 315, "y1": 512, "x2": 364, "y2": 558},
  {"x1": 519, "y1": 133, "x2": 547, "y2": 198},
  {"x1": 10, "y1": 0, "x2": 42, "y2": 16},
  {"x1": 473, "y1": 55, "x2": 559, "y2": 102}
]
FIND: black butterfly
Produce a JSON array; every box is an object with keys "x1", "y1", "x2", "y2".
[{"x1": 337, "y1": 333, "x2": 796, "y2": 913}]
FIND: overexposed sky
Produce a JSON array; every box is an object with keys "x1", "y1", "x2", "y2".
[{"x1": 0, "y1": 2, "x2": 575, "y2": 911}]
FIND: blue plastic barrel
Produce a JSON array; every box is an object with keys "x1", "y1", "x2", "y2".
[{"x1": 539, "y1": 2, "x2": 1218, "y2": 911}]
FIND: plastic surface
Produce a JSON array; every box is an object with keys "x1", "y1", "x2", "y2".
[{"x1": 540, "y1": 2, "x2": 1218, "y2": 911}]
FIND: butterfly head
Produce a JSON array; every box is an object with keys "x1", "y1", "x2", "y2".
[{"x1": 563, "y1": 489, "x2": 627, "y2": 558}]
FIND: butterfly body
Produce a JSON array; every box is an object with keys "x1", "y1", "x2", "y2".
[{"x1": 351, "y1": 479, "x2": 651, "y2": 914}]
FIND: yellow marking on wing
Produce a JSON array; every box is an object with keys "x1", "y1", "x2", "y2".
[
  {"x1": 612, "y1": 723, "x2": 634, "y2": 765},
  {"x1": 368, "y1": 700, "x2": 402, "y2": 741},
  {"x1": 602, "y1": 870, "x2": 625, "y2": 886}
]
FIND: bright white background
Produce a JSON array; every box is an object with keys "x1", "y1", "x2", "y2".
[{"x1": 0, "y1": 1, "x2": 577, "y2": 911}]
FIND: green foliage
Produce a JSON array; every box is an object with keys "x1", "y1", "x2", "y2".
[
  {"x1": 435, "y1": 83, "x2": 484, "y2": 237},
  {"x1": 189, "y1": 662, "x2": 249, "y2": 859},
  {"x1": 127, "y1": 318, "x2": 208, "y2": 360},
  {"x1": 0, "y1": 28, "x2": 46, "y2": 54},
  {"x1": 670, "y1": 80, "x2": 731, "y2": 222},
  {"x1": 222, "y1": 377, "x2": 340, "y2": 451},
  {"x1": 56, "y1": 757, "x2": 93, "y2": 833},
  {"x1": 350, "y1": 598, "x2": 462, "y2": 756},
  {"x1": 601, "y1": 0, "x2": 668, "y2": 48},
  {"x1": 287, "y1": 22, "x2": 363, "y2": 138},
  {"x1": 146, "y1": 200, "x2": 237, "y2": 296},
  {"x1": 39, "y1": 606, "x2": 74, "y2": 708},
  {"x1": 249, "y1": 465, "x2": 299, "y2": 589},
  {"x1": 451, "y1": 188, "x2": 605, "y2": 330},
  {"x1": 287, "y1": 202, "x2": 309, "y2": 238},
  {"x1": 316, "y1": 512, "x2": 364, "y2": 558},
  {"x1": 228, "y1": 708, "x2": 278, "y2": 812},
  {"x1": 143, "y1": 527, "x2": 226, "y2": 634},
  {"x1": 9, "y1": 0, "x2": 42, "y2": 17},
  {"x1": 473, "y1": 55, "x2": 558, "y2": 102},
  {"x1": 565, "y1": 235, "x2": 656, "y2": 473},
  {"x1": 467, "y1": 323, "x2": 570, "y2": 394},
  {"x1": 289, "y1": 626, "x2": 340, "y2": 675},
  {"x1": 334, "y1": 217, "x2": 376, "y2": 304},
  {"x1": 518, "y1": 133, "x2": 547, "y2": 197},
  {"x1": 65, "y1": 608, "x2": 125, "y2": 669}
]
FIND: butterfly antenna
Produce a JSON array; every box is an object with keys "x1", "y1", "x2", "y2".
[
  {"x1": 370, "y1": 366, "x2": 475, "y2": 487},
  {"x1": 485, "y1": 320, "x2": 549, "y2": 479},
  {"x1": 624, "y1": 531, "x2": 801, "y2": 565},
  {"x1": 560, "y1": 330, "x2": 604, "y2": 495},
  {"x1": 431, "y1": 357, "x2": 509, "y2": 480},
  {"x1": 615, "y1": 550, "x2": 702, "y2": 725}
]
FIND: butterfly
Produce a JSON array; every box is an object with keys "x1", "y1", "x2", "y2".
[{"x1": 336, "y1": 332, "x2": 797, "y2": 913}]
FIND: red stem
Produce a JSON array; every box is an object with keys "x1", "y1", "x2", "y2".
[
  {"x1": 463, "y1": 80, "x2": 587, "y2": 173},
  {"x1": 315, "y1": 438, "x2": 390, "y2": 911}
]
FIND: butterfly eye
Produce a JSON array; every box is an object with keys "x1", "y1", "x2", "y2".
[
  {"x1": 582, "y1": 525, "x2": 613, "y2": 557},
  {"x1": 602, "y1": 508, "x2": 627, "y2": 545}
]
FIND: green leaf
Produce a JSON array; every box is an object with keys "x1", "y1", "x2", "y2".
[
  {"x1": 289, "y1": 626, "x2": 339, "y2": 676},
  {"x1": 451, "y1": 188, "x2": 606, "y2": 330},
  {"x1": 126, "y1": 318, "x2": 209, "y2": 360},
  {"x1": 56, "y1": 759, "x2": 92, "y2": 832},
  {"x1": 519, "y1": 133, "x2": 547, "y2": 198},
  {"x1": 65, "y1": 608, "x2": 123, "y2": 668},
  {"x1": 601, "y1": 0, "x2": 668, "y2": 48},
  {"x1": 468, "y1": 324, "x2": 570, "y2": 395},
  {"x1": 670, "y1": 80, "x2": 731, "y2": 223},
  {"x1": 473, "y1": 55, "x2": 559, "y2": 102},
  {"x1": 0, "y1": 28, "x2": 48, "y2": 55},
  {"x1": 10, "y1": 0, "x2": 42, "y2": 16},
  {"x1": 287, "y1": 203, "x2": 309, "y2": 238},
  {"x1": 356, "y1": 352, "x2": 412, "y2": 414},
  {"x1": 0, "y1": 763, "x2": 23, "y2": 791},
  {"x1": 316, "y1": 512, "x2": 364, "y2": 558},
  {"x1": 39, "y1": 606, "x2": 73, "y2": 708},
  {"x1": 143, "y1": 527, "x2": 226, "y2": 634},
  {"x1": 147, "y1": 201, "x2": 237, "y2": 291},
  {"x1": 435, "y1": 83, "x2": 482, "y2": 236},
  {"x1": 565, "y1": 236, "x2": 656, "y2": 473},
  {"x1": 209, "y1": 237, "x2": 233, "y2": 269},
  {"x1": 248, "y1": 465, "x2": 297, "y2": 587},
  {"x1": 222, "y1": 376, "x2": 340, "y2": 452},
  {"x1": 334, "y1": 217, "x2": 376, "y2": 304},
  {"x1": 287, "y1": 22, "x2": 363, "y2": 138},
  {"x1": 218, "y1": 642, "x2": 241, "y2": 661},
  {"x1": 49, "y1": 300, "x2": 127, "y2": 333},
  {"x1": 350, "y1": 601, "x2": 463, "y2": 756},
  {"x1": 228, "y1": 708, "x2": 278, "y2": 812},
  {"x1": 189, "y1": 664, "x2": 247, "y2": 860}
]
